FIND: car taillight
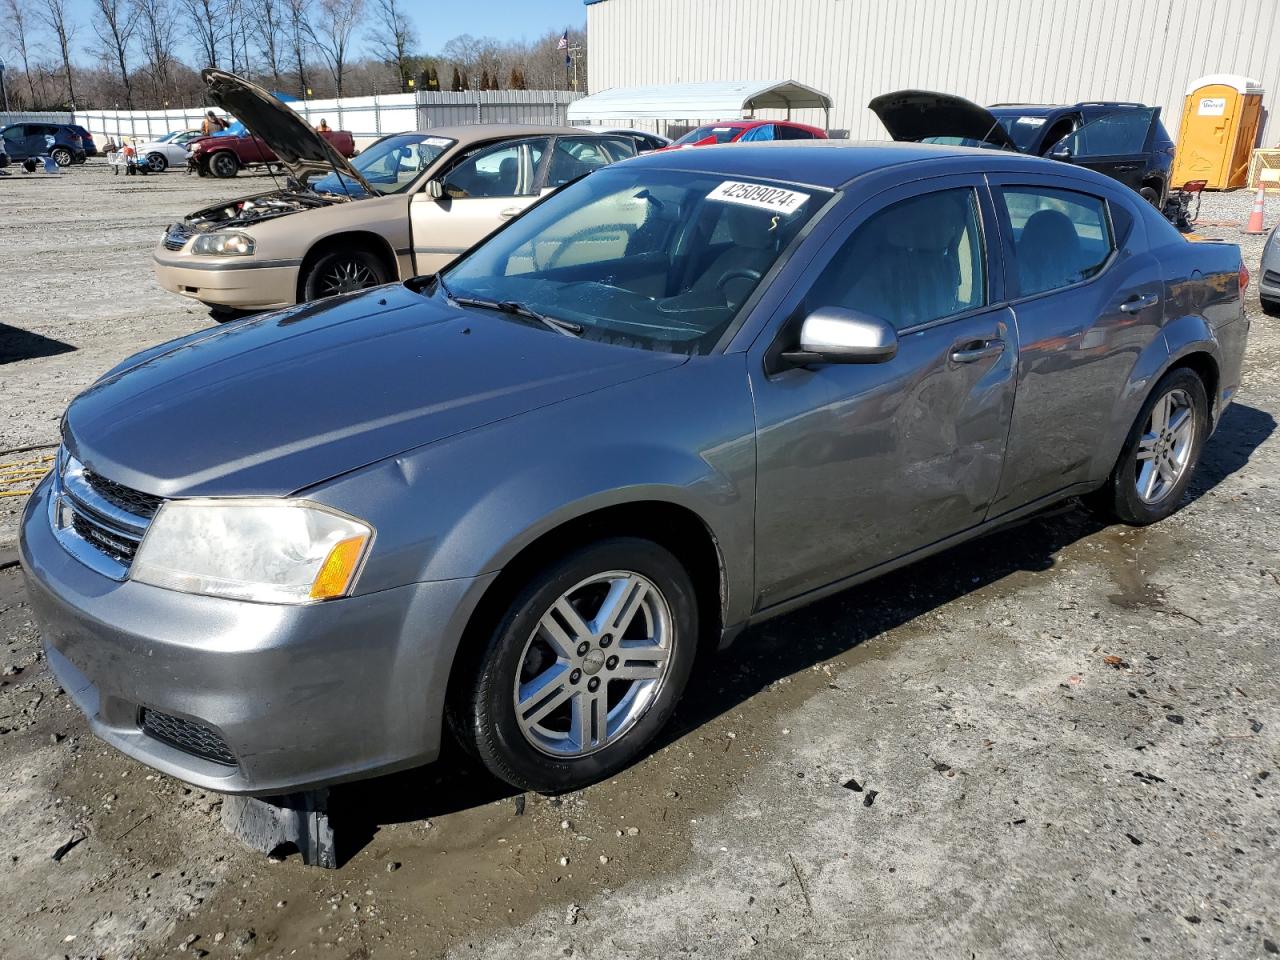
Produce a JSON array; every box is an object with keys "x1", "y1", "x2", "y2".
[{"x1": 1240, "y1": 261, "x2": 1250, "y2": 291}]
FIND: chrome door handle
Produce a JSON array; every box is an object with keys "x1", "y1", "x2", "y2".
[
  {"x1": 500, "y1": 207, "x2": 522, "y2": 218},
  {"x1": 950, "y1": 338, "x2": 1005, "y2": 363},
  {"x1": 1120, "y1": 293, "x2": 1159, "y2": 313}
]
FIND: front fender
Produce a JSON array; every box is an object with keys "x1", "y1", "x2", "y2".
[{"x1": 310, "y1": 357, "x2": 758, "y2": 626}]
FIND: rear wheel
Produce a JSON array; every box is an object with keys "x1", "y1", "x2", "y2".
[
  {"x1": 147, "y1": 152, "x2": 168, "y2": 172},
  {"x1": 50, "y1": 147, "x2": 72, "y2": 167},
  {"x1": 1090, "y1": 367, "x2": 1209, "y2": 525},
  {"x1": 209, "y1": 151, "x2": 239, "y2": 178},
  {"x1": 451, "y1": 538, "x2": 698, "y2": 793},
  {"x1": 301, "y1": 248, "x2": 388, "y2": 300}
]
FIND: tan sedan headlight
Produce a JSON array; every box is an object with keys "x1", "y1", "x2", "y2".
[
  {"x1": 131, "y1": 500, "x2": 373, "y2": 603},
  {"x1": 191, "y1": 232, "x2": 256, "y2": 256}
]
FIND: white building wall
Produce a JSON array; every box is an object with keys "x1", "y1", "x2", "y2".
[{"x1": 586, "y1": 0, "x2": 1280, "y2": 144}]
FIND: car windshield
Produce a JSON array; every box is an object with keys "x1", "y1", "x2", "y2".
[
  {"x1": 673, "y1": 125, "x2": 742, "y2": 145},
  {"x1": 441, "y1": 167, "x2": 828, "y2": 355},
  {"x1": 310, "y1": 133, "x2": 456, "y2": 196},
  {"x1": 995, "y1": 115, "x2": 1051, "y2": 150}
]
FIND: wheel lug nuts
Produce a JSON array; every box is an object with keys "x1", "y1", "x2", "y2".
[
  {"x1": 577, "y1": 642, "x2": 590, "y2": 656},
  {"x1": 570, "y1": 669, "x2": 581, "y2": 683},
  {"x1": 600, "y1": 634, "x2": 613, "y2": 647},
  {"x1": 606, "y1": 656, "x2": 618, "y2": 669},
  {"x1": 587, "y1": 677, "x2": 600, "y2": 692}
]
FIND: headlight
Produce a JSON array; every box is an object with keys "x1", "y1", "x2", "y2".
[
  {"x1": 191, "y1": 232, "x2": 255, "y2": 256},
  {"x1": 131, "y1": 500, "x2": 373, "y2": 604}
]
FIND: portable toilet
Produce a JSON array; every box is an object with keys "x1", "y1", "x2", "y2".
[{"x1": 1171, "y1": 74, "x2": 1264, "y2": 189}]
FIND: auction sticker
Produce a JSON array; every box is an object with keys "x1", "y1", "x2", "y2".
[{"x1": 707, "y1": 180, "x2": 810, "y2": 215}]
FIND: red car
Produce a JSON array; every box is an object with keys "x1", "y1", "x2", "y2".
[
  {"x1": 665, "y1": 119, "x2": 827, "y2": 148},
  {"x1": 187, "y1": 128, "x2": 357, "y2": 178}
]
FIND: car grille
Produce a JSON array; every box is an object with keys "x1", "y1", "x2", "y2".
[
  {"x1": 163, "y1": 223, "x2": 194, "y2": 251},
  {"x1": 52, "y1": 450, "x2": 161, "y2": 576},
  {"x1": 1264, "y1": 269, "x2": 1280, "y2": 287},
  {"x1": 140, "y1": 708, "x2": 238, "y2": 766}
]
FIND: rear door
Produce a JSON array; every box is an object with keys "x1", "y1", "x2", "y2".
[
  {"x1": 1052, "y1": 108, "x2": 1159, "y2": 193},
  {"x1": 409, "y1": 137, "x2": 549, "y2": 274},
  {"x1": 986, "y1": 173, "x2": 1164, "y2": 515},
  {"x1": 1, "y1": 126, "x2": 24, "y2": 159},
  {"x1": 748, "y1": 176, "x2": 1018, "y2": 608}
]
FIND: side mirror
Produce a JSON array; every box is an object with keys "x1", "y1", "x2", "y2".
[
  {"x1": 781, "y1": 307, "x2": 898, "y2": 367},
  {"x1": 425, "y1": 179, "x2": 445, "y2": 200},
  {"x1": 1049, "y1": 138, "x2": 1072, "y2": 159}
]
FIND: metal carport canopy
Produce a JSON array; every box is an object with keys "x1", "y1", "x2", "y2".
[{"x1": 568, "y1": 80, "x2": 833, "y2": 124}]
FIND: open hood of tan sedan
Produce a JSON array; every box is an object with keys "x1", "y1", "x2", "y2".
[{"x1": 201, "y1": 68, "x2": 374, "y2": 194}]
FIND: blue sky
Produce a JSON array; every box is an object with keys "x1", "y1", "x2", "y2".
[{"x1": 61, "y1": 0, "x2": 587, "y2": 61}]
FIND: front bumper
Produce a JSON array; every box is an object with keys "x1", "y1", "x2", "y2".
[
  {"x1": 153, "y1": 251, "x2": 300, "y2": 311},
  {"x1": 19, "y1": 475, "x2": 494, "y2": 795}
]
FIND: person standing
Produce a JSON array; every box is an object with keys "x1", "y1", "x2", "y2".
[
  {"x1": 316, "y1": 118, "x2": 331, "y2": 133},
  {"x1": 201, "y1": 111, "x2": 228, "y2": 136}
]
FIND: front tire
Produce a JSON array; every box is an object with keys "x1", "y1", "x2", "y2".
[
  {"x1": 453, "y1": 538, "x2": 699, "y2": 793},
  {"x1": 1090, "y1": 367, "x2": 1209, "y2": 525},
  {"x1": 1262, "y1": 297, "x2": 1280, "y2": 318},
  {"x1": 301, "y1": 248, "x2": 388, "y2": 301},
  {"x1": 50, "y1": 147, "x2": 72, "y2": 167},
  {"x1": 209, "y1": 151, "x2": 239, "y2": 178},
  {"x1": 147, "y1": 152, "x2": 168, "y2": 172}
]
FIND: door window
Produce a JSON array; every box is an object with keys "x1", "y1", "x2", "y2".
[
  {"x1": 807, "y1": 188, "x2": 986, "y2": 330},
  {"x1": 442, "y1": 138, "x2": 547, "y2": 199},
  {"x1": 1056, "y1": 108, "x2": 1156, "y2": 158},
  {"x1": 545, "y1": 137, "x2": 619, "y2": 188},
  {"x1": 1, "y1": 126, "x2": 22, "y2": 149},
  {"x1": 1001, "y1": 187, "x2": 1113, "y2": 296},
  {"x1": 775, "y1": 125, "x2": 819, "y2": 140},
  {"x1": 737, "y1": 124, "x2": 776, "y2": 143}
]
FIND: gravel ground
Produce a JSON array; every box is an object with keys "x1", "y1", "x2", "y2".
[{"x1": 0, "y1": 167, "x2": 1277, "y2": 960}]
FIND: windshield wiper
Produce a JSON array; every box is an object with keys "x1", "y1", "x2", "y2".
[{"x1": 451, "y1": 295, "x2": 583, "y2": 337}]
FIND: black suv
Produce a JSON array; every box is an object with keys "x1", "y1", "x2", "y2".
[
  {"x1": 870, "y1": 91, "x2": 1177, "y2": 208},
  {"x1": 0, "y1": 123, "x2": 87, "y2": 167}
]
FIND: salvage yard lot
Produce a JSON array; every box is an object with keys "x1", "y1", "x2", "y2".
[{"x1": 1, "y1": 163, "x2": 1278, "y2": 959}]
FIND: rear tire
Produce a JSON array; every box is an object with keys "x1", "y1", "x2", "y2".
[
  {"x1": 50, "y1": 147, "x2": 72, "y2": 167},
  {"x1": 1088, "y1": 367, "x2": 1209, "y2": 525},
  {"x1": 301, "y1": 248, "x2": 388, "y2": 301},
  {"x1": 209, "y1": 151, "x2": 239, "y2": 178},
  {"x1": 451, "y1": 538, "x2": 698, "y2": 793},
  {"x1": 1262, "y1": 297, "x2": 1280, "y2": 318}
]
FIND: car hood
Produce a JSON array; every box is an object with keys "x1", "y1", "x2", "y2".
[
  {"x1": 63, "y1": 284, "x2": 687, "y2": 498},
  {"x1": 868, "y1": 89, "x2": 1018, "y2": 150},
  {"x1": 201, "y1": 68, "x2": 373, "y2": 193}
]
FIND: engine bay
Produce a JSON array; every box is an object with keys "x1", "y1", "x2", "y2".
[{"x1": 184, "y1": 190, "x2": 343, "y2": 230}]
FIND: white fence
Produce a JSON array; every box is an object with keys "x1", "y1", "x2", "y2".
[{"x1": 73, "y1": 89, "x2": 583, "y2": 150}]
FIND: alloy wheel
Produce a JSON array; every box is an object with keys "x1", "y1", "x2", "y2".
[
  {"x1": 147, "y1": 153, "x2": 167, "y2": 172},
  {"x1": 51, "y1": 148, "x2": 71, "y2": 167},
  {"x1": 1135, "y1": 387, "x2": 1195, "y2": 503},
  {"x1": 319, "y1": 258, "x2": 379, "y2": 296},
  {"x1": 211, "y1": 153, "x2": 237, "y2": 177},
  {"x1": 513, "y1": 570, "x2": 673, "y2": 758}
]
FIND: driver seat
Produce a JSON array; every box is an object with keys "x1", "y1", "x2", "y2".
[{"x1": 687, "y1": 205, "x2": 779, "y2": 302}]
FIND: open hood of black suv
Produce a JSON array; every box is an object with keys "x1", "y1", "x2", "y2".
[
  {"x1": 869, "y1": 89, "x2": 1019, "y2": 151},
  {"x1": 201, "y1": 69, "x2": 374, "y2": 194}
]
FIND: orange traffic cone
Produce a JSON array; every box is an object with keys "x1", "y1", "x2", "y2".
[{"x1": 1243, "y1": 185, "x2": 1267, "y2": 235}]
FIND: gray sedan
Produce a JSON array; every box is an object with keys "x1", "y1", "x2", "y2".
[
  {"x1": 20, "y1": 141, "x2": 1249, "y2": 796},
  {"x1": 1260, "y1": 220, "x2": 1280, "y2": 315}
]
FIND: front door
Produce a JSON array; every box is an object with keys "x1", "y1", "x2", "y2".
[
  {"x1": 749, "y1": 178, "x2": 1017, "y2": 610},
  {"x1": 409, "y1": 137, "x2": 549, "y2": 274},
  {"x1": 1053, "y1": 108, "x2": 1159, "y2": 193}
]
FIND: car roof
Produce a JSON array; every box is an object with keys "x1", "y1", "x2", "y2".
[
  {"x1": 622, "y1": 139, "x2": 1062, "y2": 189},
  {"x1": 395, "y1": 124, "x2": 616, "y2": 146}
]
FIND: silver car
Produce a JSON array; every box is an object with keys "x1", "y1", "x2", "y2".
[{"x1": 20, "y1": 141, "x2": 1249, "y2": 797}]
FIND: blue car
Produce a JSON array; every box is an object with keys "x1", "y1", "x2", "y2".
[{"x1": 0, "y1": 122, "x2": 86, "y2": 167}]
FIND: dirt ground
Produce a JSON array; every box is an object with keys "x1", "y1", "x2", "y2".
[{"x1": 1, "y1": 163, "x2": 1277, "y2": 960}]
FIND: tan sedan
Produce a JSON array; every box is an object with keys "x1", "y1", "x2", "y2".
[{"x1": 153, "y1": 71, "x2": 637, "y2": 315}]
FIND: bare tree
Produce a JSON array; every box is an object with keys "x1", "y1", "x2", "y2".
[
  {"x1": 308, "y1": 0, "x2": 363, "y2": 98},
  {"x1": 92, "y1": 0, "x2": 140, "y2": 107},
  {"x1": 251, "y1": 0, "x2": 285, "y2": 87},
  {"x1": 1, "y1": 0, "x2": 40, "y2": 106},
  {"x1": 370, "y1": 0, "x2": 416, "y2": 92},
  {"x1": 179, "y1": 0, "x2": 223, "y2": 69},
  {"x1": 134, "y1": 0, "x2": 179, "y2": 104},
  {"x1": 37, "y1": 0, "x2": 78, "y2": 107},
  {"x1": 285, "y1": 0, "x2": 311, "y2": 95}
]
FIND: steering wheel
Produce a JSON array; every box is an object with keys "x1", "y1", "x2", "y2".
[
  {"x1": 543, "y1": 223, "x2": 636, "y2": 270},
  {"x1": 717, "y1": 267, "x2": 763, "y2": 294}
]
